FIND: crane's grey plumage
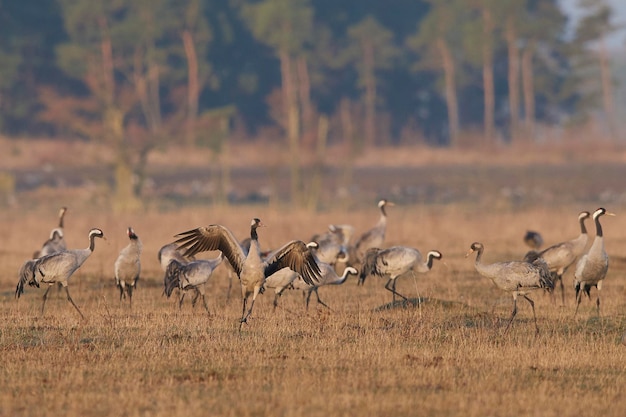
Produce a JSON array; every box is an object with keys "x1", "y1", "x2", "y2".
[
  {"x1": 351, "y1": 199, "x2": 394, "y2": 272},
  {"x1": 173, "y1": 218, "x2": 321, "y2": 330},
  {"x1": 114, "y1": 227, "x2": 142, "y2": 307},
  {"x1": 292, "y1": 264, "x2": 358, "y2": 310},
  {"x1": 164, "y1": 254, "x2": 223, "y2": 315},
  {"x1": 573, "y1": 208, "x2": 615, "y2": 316},
  {"x1": 158, "y1": 243, "x2": 193, "y2": 271},
  {"x1": 263, "y1": 267, "x2": 300, "y2": 309},
  {"x1": 527, "y1": 211, "x2": 590, "y2": 305},
  {"x1": 16, "y1": 228, "x2": 105, "y2": 319},
  {"x1": 310, "y1": 224, "x2": 354, "y2": 265},
  {"x1": 359, "y1": 246, "x2": 442, "y2": 302},
  {"x1": 34, "y1": 207, "x2": 68, "y2": 259},
  {"x1": 466, "y1": 242, "x2": 553, "y2": 334}
]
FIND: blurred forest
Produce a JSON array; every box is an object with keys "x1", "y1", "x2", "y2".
[{"x1": 1, "y1": 0, "x2": 625, "y2": 207}]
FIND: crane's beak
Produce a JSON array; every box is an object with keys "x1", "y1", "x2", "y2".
[{"x1": 464, "y1": 249, "x2": 474, "y2": 258}]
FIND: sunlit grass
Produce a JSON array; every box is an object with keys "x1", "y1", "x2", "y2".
[{"x1": 1, "y1": 200, "x2": 626, "y2": 417}]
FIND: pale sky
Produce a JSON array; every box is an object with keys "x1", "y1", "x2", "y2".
[{"x1": 560, "y1": 0, "x2": 626, "y2": 48}]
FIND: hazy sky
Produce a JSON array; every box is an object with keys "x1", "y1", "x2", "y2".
[{"x1": 560, "y1": 0, "x2": 626, "y2": 48}]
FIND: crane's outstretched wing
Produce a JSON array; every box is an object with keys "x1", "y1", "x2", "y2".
[
  {"x1": 174, "y1": 225, "x2": 245, "y2": 277},
  {"x1": 264, "y1": 240, "x2": 321, "y2": 285}
]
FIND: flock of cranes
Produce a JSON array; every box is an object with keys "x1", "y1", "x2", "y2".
[{"x1": 13, "y1": 202, "x2": 616, "y2": 334}]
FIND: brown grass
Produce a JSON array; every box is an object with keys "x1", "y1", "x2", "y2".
[{"x1": 1, "y1": 201, "x2": 626, "y2": 417}]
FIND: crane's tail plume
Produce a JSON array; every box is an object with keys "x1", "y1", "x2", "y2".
[
  {"x1": 533, "y1": 258, "x2": 555, "y2": 293},
  {"x1": 16, "y1": 259, "x2": 38, "y2": 298}
]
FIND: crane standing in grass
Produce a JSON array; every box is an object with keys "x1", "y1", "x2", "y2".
[
  {"x1": 359, "y1": 246, "x2": 442, "y2": 303},
  {"x1": 573, "y1": 208, "x2": 614, "y2": 316},
  {"x1": 16, "y1": 228, "x2": 105, "y2": 319},
  {"x1": 466, "y1": 242, "x2": 553, "y2": 335},
  {"x1": 114, "y1": 227, "x2": 142, "y2": 307},
  {"x1": 163, "y1": 254, "x2": 224, "y2": 316},
  {"x1": 525, "y1": 211, "x2": 590, "y2": 305}
]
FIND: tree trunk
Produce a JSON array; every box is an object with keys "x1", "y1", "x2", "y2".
[
  {"x1": 521, "y1": 44, "x2": 535, "y2": 141},
  {"x1": 482, "y1": 7, "x2": 495, "y2": 145},
  {"x1": 182, "y1": 29, "x2": 200, "y2": 146},
  {"x1": 339, "y1": 98, "x2": 354, "y2": 208},
  {"x1": 363, "y1": 39, "x2": 377, "y2": 148},
  {"x1": 297, "y1": 57, "x2": 315, "y2": 148},
  {"x1": 505, "y1": 17, "x2": 520, "y2": 144},
  {"x1": 598, "y1": 36, "x2": 616, "y2": 139},
  {"x1": 280, "y1": 49, "x2": 301, "y2": 206},
  {"x1": 436, "y1": 38, "x2": 460, "y2": 147},
  {"x1": 307, "y1": 114, "x2": 328, "y2": 211},
  {"x1": 97, "y1": 16, "x2": 114, "y2": 106}
]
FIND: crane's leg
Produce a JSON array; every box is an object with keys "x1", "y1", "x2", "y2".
[
  {"x1": 191, "y1": 290, "x2": 200, "y2": 308},
  {"x1": 64, "y1": 286, "x2": 85, "y2": 320},
  {"x1": 178, "y1": 292, "x2": 186, "y2": 310},
  {"x1": 240, "y1": 287, "x2": 261, "y2": 330},
  {"x1": 312, "y1": 288, "x2": 330, "y2": 310},
  {"x1": 596, "y1": 281, "x2": 603, "y2": 316},
  {"x1": 118, "y1": 284, "x2": 124, "y2": 302},
  {"x1": 558, "y1": 274, "x2": 565, "y2": 306},
  {"x1": 385, "y1": 279, "x2": 407, "y2": 302},
  {"x1": 523, "y1": 295, "x2": 539, "y2": 335},
  {"x1": 41, "y1": 285, "x2": 53, "y2": 315},
  {"x1": 127, "y1": 286, "x2": 133, "y2": 309},
  {"x1": 201, "y1": 294, "x2": 210, "y2": 316},
  {"x1": 504, "y1": 294, "x2": 518, "y2": 334}
]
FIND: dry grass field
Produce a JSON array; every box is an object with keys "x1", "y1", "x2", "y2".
[
  {"x1": 1, "y1": 140, "x2": 626, "y2": 416},
  {"x1": 1, "y1": 202, "x2": 626, "y2": 417}
]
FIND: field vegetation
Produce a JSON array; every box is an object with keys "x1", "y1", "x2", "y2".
[{"x1": 1, "y1": 164, "x2": 626, "y2": 416}]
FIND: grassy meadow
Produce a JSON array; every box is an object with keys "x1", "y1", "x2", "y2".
[{"x1": 1, "y1": 199, "x2": 626, "y2": 417}]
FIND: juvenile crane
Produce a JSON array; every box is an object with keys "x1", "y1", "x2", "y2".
[
  {"x1": 310, "y1": 224, "x2": 354, "y2": 265},
  {"x1": 34, "y1": 206, "x2": 68, "y2": 259},
  {"x1": 466, "y1": 242, "x2": 554, "y2": 335},
  {"x1": 173, "y1": 218, "x2": 321, "y2": 330},
  {"x1": 114, "y1": 227, "x2": 142, "y2": 307},
  {"x1": 573, "y1": 208, "x2": 615, "y2": 316},
  {"x1": 164, "y1": 254, "x2": 224, "y2": 316},
  {"x1": 351, "y1": 199, "x2": 394, "y2": 271},
  {"x1": 16, "y1": 228, "x2": 105, "y2": 319},
  {"x1": 359, "y1": 246, "x2": 442, "y2": 303},
  {"x1": 529, "y1": 211, "x2": 590, "y2": 304}
]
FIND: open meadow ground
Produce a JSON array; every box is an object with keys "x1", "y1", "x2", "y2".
[
  {"x1": 1, "y1": 140, "x2": 626, "y2": 416},
  {"x1": 1, "y1": 201, "x2": 626, "y2": 417}
]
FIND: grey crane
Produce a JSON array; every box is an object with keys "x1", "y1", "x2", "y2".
[
  {"x1": 359, "y1": 246, "x2": 442, "y2": 302},
  {"x1": 292, "y1": 263, "x2": 358, "y2": 310},
  {"x1": 34, "y1": 206, "x2": 68, "y2": 259},
  {"x1": 114, "y1": 227, "x2": 142, "y2": 307},
  {"x1": 526, "y1": 211, "x2": 590, "y2": 305},
  {"x1": 466, "y1": 242, "x2": 554, "y2": 334},
  {"x1": 573, "y1": 208, "x2": 615, "y2": 316},
  {"x1": 164, "y1": 254, "x2": 224, "y2": 315},
  {"x1": 351, "y1": 199, "x2": 394, "y2": 272},
  {"x1": 16, "y1": 228, "x2": 105, "y2": 319},
  {"x1": 173, "y1": 218, "x2": 321, "y2": 330}
]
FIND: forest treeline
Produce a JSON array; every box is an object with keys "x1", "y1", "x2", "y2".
[{"x1": 0, "y1": 0, "x2": 623, "y2": 206}]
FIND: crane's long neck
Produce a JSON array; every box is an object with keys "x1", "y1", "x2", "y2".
[
  {"x1": 473, "y1": 247, "x2": 484, "y2": 266},
  {"x1": 594, "y1": 215, "x2": 603, "y2": 238},
  {"x1": 88, "y1": 234, "x2": 98, "y2": 252},
  {"x1": 426, "y1": 254, "x2": 437, "y2": 270},
  {"x1": 579, "y1": 216, "x2": 588, "y2": 235}
]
